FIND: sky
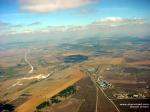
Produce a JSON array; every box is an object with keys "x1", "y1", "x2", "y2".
[{"x1": 0, "y1": 0, "x2": 150, "y2": 41}]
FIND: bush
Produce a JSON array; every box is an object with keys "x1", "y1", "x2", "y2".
[{"x1": 36, "y1": 101, "x2": 49, "y2": 110}]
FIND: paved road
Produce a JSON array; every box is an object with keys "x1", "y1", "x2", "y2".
[
  {"x1": 99, "y1": 86, "x2": 120, "y2": 112},
  {"x1": 95, "y1": 86, "x2": 99, "y2": 112},
  {"x1": 84, "y1": 68, "x2": 120, "y2": 112},
  {"x1": 94, "y1": 65, "x2": 120, "y2": 112}
]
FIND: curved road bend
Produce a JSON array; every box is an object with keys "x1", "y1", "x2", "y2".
[{"x1": 25, "y1": 49, "x2": 34, "y2": 74}]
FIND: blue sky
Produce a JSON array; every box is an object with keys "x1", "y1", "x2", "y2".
[
  {"x1": 0, "y1": 0, "x2": 150, "y2": 26},
  {"x1": 0, "y1": 0, "x2": 150, "y2": 39}
]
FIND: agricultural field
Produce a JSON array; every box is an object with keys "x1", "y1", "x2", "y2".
[{"x1": 0, "y1": 36, "x2": 150, "y2": 112}]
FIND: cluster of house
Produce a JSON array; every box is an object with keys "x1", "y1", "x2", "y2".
[
  {"x1": 113, "y1": 93, "x2": 146, "y2": 99},
  {"x1": 96, "y1": 78, "x2": 113, "y2": 89}
]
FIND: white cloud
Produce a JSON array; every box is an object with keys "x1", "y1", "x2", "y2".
[
  {"x1": 93, "y1": 17, "x2": 146, "y2": 28},
  {"x1": 19, "y1": 0, "x2": 95, "y2": 12},
  {"x1": 95, "y1": 17, "x2": 145, "y2": 24},
  {"x1": 97, "y1": 17, "x2": 123, "y2": 23},
  {"x1": 1, "y1": 17, "x2": 150, "y2": 38}
]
